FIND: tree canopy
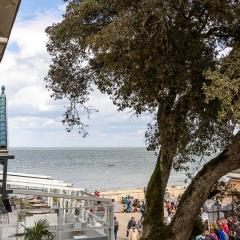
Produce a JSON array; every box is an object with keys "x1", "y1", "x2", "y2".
[
  {"x1": 46, "y1": 0, "x2": 240, "y2": 165},
  {"x1": 46, "y1": 1, "x2": 240, "y2": 239}
]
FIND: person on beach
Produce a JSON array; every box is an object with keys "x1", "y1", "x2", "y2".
[
  {"x1": 229, "y1": 225, "x2": 235, "y2": 240},
  {"x1": 170, "y1": 194, "x2": 175, "y2": 206},
  {"x1": 96, "y1": 202, "x2": 105, "y2": 218},
  {"x1": 222, "y1": 219, "x2": 229, "y2": 236},
  {"x1": 137, "y1": 220, "x2": 143, "y2": 237},
  {"x1": 94, "y1": 190, "x2": 100, "y2": 197},
  {"x1": 127, "y1": 200, "x2": 132, "y2": 213},
  {"x1": 127, "y1": 217, "x2": 136, "y2": 237},
  {"x1": 114, "y1": 216, "x2": 119, "y2": 240},
  {"x1": 209, "y1": 228, "x2": 219, "y2": 240},
  {"x1": 218, "y1": 225, "x2": 227, "y2": 240},
  {"x1": 140, "y1": 201, "x2": 145, "y2": 220},
  {"x1": 166, "y1": 201, "x2": 171, "y2": 216},
  {"x1": 132, "y1": 200, "x2": 138, "y2": 213},
  {"x1": 124, "y1": 196, "x2": 128, "y2": 205},
  {"x1": 128, "y1": 227, "x2": 140, "y2": 240},
  {"x1": 143, "y1": 187, "x2": 146, "y2": 197},
  {"x1": 75, "y1": 205, "x2": 80, "y2": 217},
  {"x1": 236, "y1": 223, "x2": 240, "y2": 240},
  {"x1": 203, "y1": 220, "x2": 209, "y2": 233}
]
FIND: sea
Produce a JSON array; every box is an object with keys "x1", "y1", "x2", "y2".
[{"x1": 7, "y1": 148, "x2": 187, "y2": 191}]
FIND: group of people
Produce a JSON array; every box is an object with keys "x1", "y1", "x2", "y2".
[
  {"x1": 126, "y1": 217, "x2": 142, "y2": 240},
  {"x1": 165, "y1": 194, "x2": 179, "y2": 224},
  {"x1": 199, "y1": 217, "x2": 240, "y2": 240},
  {"x1": 114, "y1": 216, "x2": 143, "y2": 240},
  {"x1": 114, "y1": 216, "x2": 142, "y2": 240},
  {"x1": 113, "y1": 196, "x2": 146, "y2": 240},
  {"x1": 98, "y1": 191, "x2": 240, "y2": 240},
  {"x1": 121, "y1": 195, "x2": 145, "y2": 218}
]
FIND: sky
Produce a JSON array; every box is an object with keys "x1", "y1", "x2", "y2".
[{"x1": 0, "y1": 0, "x2": 151, "y2": 147}]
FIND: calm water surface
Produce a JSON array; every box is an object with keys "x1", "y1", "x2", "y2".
[{"x1": 8, "y1": 148, "x2": 186, "y2": 191}]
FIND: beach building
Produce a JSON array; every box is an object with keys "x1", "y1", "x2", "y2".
[
  {"x1": 1, "y1": 1, "x2": 240, "y2": 240},
  {"x1": 0, "y1": 0, "x2": 21, "y2": 207},
  {"x1": 0, "y1": 2, "x2": 114, "y2": 239},
  {"x1": 0, "y1": 84, "x2": 115, "y2": 238}
]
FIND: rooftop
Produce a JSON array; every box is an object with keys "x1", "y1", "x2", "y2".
[{"x1": 0, "y1": 0, "x2": 21, "y2": 62}]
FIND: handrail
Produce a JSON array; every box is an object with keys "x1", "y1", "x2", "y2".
[
  {"x1": 11, "y1": 189, "x2": 112, "y2": 203},
  {"x1": 85, "y1": 209, "x2": 109, "y2": 225},
  {"x1": 17, "y1": 205, "x2": 114, "y2": 240},
  {"x1": 50, "y1": 226, "x2": 111, "y2": 233}
]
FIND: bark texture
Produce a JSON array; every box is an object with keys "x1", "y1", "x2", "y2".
[
  {"x1": 142, "y1": 148, "x2": 173, "y2": 240},
  {"x1": 142, "y1": 104, "x2": 180, "y2": 240},
  {"x1": 170, "y1": 132, "x2": 240, "y2": 240}
]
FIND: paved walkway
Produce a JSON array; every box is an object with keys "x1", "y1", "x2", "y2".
[
  {"x1": 114, "y1": 212, "x2": 141, "y2": 240},
  {"x1": 0, "y1": 212, "x2": 18, "y2": 240}
]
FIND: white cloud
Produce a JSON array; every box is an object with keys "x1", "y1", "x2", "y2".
[
  {"x1": 0, "y1": 5, "x2": 151, "y2": 147},
  {"x1": 9, "y1": 86, "x2": 55, "y2": 112},
  {"x1": 9, "y1": 116, "x2": 59, "y2": 129}
]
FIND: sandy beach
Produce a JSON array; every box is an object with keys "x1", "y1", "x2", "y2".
[
  {"x1": 115, "y1": 212, "x2": 141, "y2": 240},
  {"x1": 100, "y1": 186, "x2": 186, "y2": 239},
  {"x1": 100, "y1": 185, "x2": 186, "y2": 203}
]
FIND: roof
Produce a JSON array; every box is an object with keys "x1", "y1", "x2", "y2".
[
  {"x1": 1, "y1": 171, "x2": 85, "y2": 191},
  {"x1": 0, "y1": 0, "x2": 21, "y2": 63}
]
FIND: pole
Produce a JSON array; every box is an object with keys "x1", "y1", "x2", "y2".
[{"x1": 2, "y1": 159, "x2": 7, "y2": 200}]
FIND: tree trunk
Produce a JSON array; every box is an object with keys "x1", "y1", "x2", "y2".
[
  {"x1": 170, "y1": 132, "x2": 240, "y2": 240},
  {"x1": 142, "y1": 147, "x2": 173, "y2": 240},
  {"x1": 142, "y1": 102, "x2": 179, "y2": 239}
]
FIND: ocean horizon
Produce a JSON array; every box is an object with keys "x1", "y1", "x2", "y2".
[{"x1": 7, "y1": 147, "x2": 187, "y2": 191}]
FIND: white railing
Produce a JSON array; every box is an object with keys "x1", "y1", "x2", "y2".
[{"x1": 11, "y1": 188, "x2": 114, "y2": 240}]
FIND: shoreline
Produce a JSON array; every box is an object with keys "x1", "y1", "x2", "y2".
[{"x1": 100, "y1": 185, "x2": 186, "y2": 202}]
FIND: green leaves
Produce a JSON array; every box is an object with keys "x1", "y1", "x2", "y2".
[
  {"x1": 204, "y1": 47, "x2": 240, "y2": 123},
  {"x1": 15, "y1": 220, "x2": 55, "y2": 240},
  {"x1": 46, "y1": 0, "x2": 240, "y2": 169}
]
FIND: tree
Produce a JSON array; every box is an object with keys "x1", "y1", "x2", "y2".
[
  {"x1": 15, "y1": 220, "x2": 55, "y2": 240},
  {"x1": 45, "y1": 0, "x2": 240, "y2": 239}
]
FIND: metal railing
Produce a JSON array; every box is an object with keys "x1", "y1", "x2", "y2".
[
  {"x1": 17, "y1": 205, "x2": 113, "y2": 240},
  {"x1": 10, "y1": 188, "x2": 114, "y2": 240},
  {"x1": 203, "y1": 201, "x2": 234, "y2": 223},
  {"x1": 100, "y1": 191, "x2": 145, "y2": 203}
]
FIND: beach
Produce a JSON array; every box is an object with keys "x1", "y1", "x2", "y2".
[
  {"x1": 100, "y1": 186, "x2": 186, "y2": 239},
  {"x1": 100, "y1": 186, "x2": 186, "y2": 203},
  {"x1": 115, "y1": 212, "x2": 141, "y2": 240},
  {"x1": 6, "y1": 148, "x2": 187, "y2": 239}
]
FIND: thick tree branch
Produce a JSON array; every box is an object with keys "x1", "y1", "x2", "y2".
[{"x1": 171, "y1": 131, "x2": 240, "y2": 240}]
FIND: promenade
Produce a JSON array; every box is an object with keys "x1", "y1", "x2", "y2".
[{"x1": 104, "y1": 187, "x2": 185, "y2": 240}]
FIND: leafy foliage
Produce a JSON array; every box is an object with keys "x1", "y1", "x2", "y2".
[
  {"x1": 208, "y1": 180, "x2": 240, "y2": 217},
  {"x1": 204, "y1": 46, "x2": 240, "y2": 123},
  {"x1": 45, "y1": 1, "x2": 240, "y2": 238},
  {"x1": 46, "y1": 0, "x2": 240, "y2": 170},
  {"x1": 15, "y1": 220, "x2": 55, "y2": 240}
]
